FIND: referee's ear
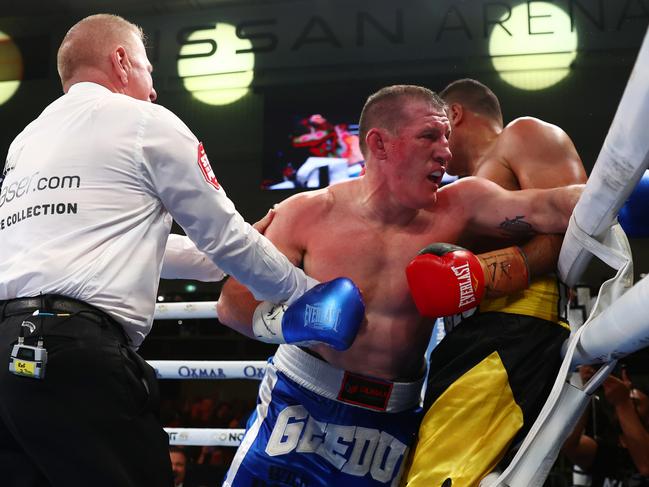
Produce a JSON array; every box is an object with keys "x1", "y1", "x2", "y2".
[{"x1": 111, "y1": 45, "x2": 130, "y2": 86}]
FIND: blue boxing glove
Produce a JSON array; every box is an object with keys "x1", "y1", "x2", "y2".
[{"x1": 252, "y1": 277, "x2": 365, "y2": 351}]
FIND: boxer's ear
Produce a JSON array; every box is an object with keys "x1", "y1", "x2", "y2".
[
  {"x1": 366, "y1": 128, "x2": 388, "y2": 160},
  {"x1": 448, "y1": 103, "x2": 464, "y2": 127}
]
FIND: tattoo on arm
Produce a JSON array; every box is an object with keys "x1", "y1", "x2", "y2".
[{"x1": 499, "y1": 216, "x2": 535, "y2": 238}]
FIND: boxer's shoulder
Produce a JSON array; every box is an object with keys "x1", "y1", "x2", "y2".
[
  {"x1": 265, "y1": 189, "x2": 334, "y2": 241},
  {"x1": 277, "y1": 187, "x2": 330, "y2": 212},
  {"x1": 504, "y1": 116, "x2": 551, "y2": 132},
  {"x1": 500, "y1": 117, "x2": 571, "y2": 155},
  {"x1": 275, "y1": 183, "x2": 346, "y2": 220},
  {"x1": 497, "y1": 117, "x2": 585, "y2": 187}
]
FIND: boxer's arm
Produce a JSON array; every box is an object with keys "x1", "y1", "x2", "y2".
[
  {"x1": 220, "y1": 276, "x2": 364, "y2": 351},
  {"x1": 491, "y1": 118, "x2": 587, "y2": 280},
  {"x1": 483, "y1": 119, "x2": 585, "y2": 275},
  {"x1": 160, "y1": 209, "x2": 276, "y2": 281},
  {"x1": 406, "y1": 243, "x2": 529, "y2": 316},
  {"x1": 463, "y1": 177, "x2": 583, "y2": 238},
  {"x1": 217, "y1": 278, "x2": 263, "y2": 338},
  {"x1": 217, "y1": 198, "x2": 306, "y2": 334},
  {"x1": 518, "y1": 234, "x2": 563, "y2": 277},
  {"x1": 218, "y1": 197, "x2": 364, "y2": 350}
]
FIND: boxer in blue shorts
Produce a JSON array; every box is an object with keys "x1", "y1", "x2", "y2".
[
  {"x1": 217, "y1": 85, "x2": 582, "y2": 486},
  {"x1": 223, "y1": 345, "x2": 423, "y2": 486}
]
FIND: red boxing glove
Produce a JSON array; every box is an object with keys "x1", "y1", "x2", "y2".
[{"x1": 406, "y1": 243, "x2": 486, "y2": 318}]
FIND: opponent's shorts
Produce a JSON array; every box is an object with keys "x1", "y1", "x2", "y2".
[
  {"x1": 224, "y1": 345, "x2": 425, "y2": 487},
  {"x1": 404, "y1": 312, "x2": 569, "y2": 487}
]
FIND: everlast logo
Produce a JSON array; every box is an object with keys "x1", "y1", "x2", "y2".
[
  {"x1": 304, "y1": 304, "x2": 340, "y2": 331},
  {"x1": 451, "y1": 263, "x2": 476, "y2": 308},
  {"x1": 266, "y1": 405, "x2": 408, "y2": 484}
]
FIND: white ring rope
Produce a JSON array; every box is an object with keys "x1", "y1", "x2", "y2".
[
  {"x1": 154, "y1": 301, "x2": 218, "y2": 320},
  {"x1": 558, "y1": 25, "x2": 649, "y2": 287},
  {"x1": 152, "y1": 303, "x2": 263, "y2": 447},
  {"x1": 148, "y1": 360, "x2": 266, "y2": 380},
  {"x1": 491, "y1": 23, "x2": 649, "y2": 487},
  {"x1": 150, "y1": 359, "x2": 265, "y2": 446},
  {"x1": 152, "y1": 359, "x2": 265, "y2": 446},
  {"x1": 165, "y1": 428, "x2": 246, "y2": 447}
]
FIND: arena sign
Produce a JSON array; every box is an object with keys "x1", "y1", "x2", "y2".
[{"x1": 136, "y1": 0, "x2": 648, "y2": 88}]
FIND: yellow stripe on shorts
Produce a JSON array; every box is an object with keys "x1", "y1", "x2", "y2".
[
  {"x1": 479, "y1": 275, "x2": 560, "y2": 323},
  {"x1": 403, "y1": 351, "x2": 523, "y2": 487}
]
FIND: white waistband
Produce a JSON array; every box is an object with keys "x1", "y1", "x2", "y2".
[{"x1": 272, "y1": 345, "x2": 424, "y2": 413}]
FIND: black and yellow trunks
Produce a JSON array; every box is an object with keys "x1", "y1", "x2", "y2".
[
  {"x1": 478, "y1": 275, "x2": 567, "y2": 324},
  {"x1": 404, "y1": 311, "x2": 569, "y2": 487}
]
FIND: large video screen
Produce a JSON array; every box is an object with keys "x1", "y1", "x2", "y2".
[
  {"x1": 262, "y1": 110, "x2": 365, "y2": 190},
  {"x1": 260, "y1": 86, "x2": 457, "y2": 190}
]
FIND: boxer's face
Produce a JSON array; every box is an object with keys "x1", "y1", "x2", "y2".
[{"x1": 384, "y1": 99, "x2": 451, "y2": 209}]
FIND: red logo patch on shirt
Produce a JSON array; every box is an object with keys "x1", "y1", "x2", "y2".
[{"x1": 197, "y1": 142, "x2": 220, "y2": 190}]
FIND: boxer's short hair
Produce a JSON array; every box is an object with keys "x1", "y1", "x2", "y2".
[
  {"x1": 358, "y1": 85, "x2": 446, "y2": 157},
  {"x1": 440, "y1": 78, "x2": 503, "y2": 127}
]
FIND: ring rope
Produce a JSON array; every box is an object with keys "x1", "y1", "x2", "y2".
[
  {"x1": 165, "y1": 427, "x2": 246, "y2": 447},
  {"x1": 151, "y1": 359, "x2": 265, "y2": 446},
  {"x1": 151, "y1": 301, "x2": 263, "y2": 447},
  {"x1": 148, "y1": 360, "x2": 266, "y2": 380},
  {"x1": 154, "y1": 301, "x2": 218, "y2": 320}
]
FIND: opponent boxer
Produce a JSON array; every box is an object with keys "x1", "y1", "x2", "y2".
[
  {"x1": 216, "y1": 85, "x2": 583, "y2": 486},
  {"x1": 404, "y1": 78, "x2": 588, "y2": 486}
]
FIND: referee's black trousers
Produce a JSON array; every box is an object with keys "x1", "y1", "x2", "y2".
[{"x1": 0, "y1": 295, "x2": 173, "y2": 487}]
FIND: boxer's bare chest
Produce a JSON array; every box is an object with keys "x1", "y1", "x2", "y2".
[
  {"x1": 301, "y1": 207, "x2": 467, "y2": 310},
  {"x1": 300, "y1": 207, "x2": 466, "y2": 377}
]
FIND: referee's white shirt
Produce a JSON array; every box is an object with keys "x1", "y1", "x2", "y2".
[{"x1": 0, "y1": 82, "x2": 313, "y2": 347}]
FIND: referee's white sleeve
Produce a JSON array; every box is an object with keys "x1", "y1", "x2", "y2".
[
  {"x1": 139, "y1": 106, "x2": 316, "y2": 304},
  {"x1": 161, "y1": 234, "x2": 226, "y2": 282}
]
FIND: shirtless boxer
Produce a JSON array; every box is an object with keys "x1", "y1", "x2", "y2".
[
  {"x1": 216, "y1": 85, "x2": 583, "y2": 487},
  {"x1": 404, "y1": 78, "x2": 588, "y2": 486}
]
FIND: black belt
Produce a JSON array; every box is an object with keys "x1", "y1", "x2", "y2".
[{"x1": 0, "y1": 295, "x2": 129, "y2": 344}]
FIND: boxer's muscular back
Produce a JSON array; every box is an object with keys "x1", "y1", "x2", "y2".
[
  {"x1": 464, "y1": 117, "x2": 586, "y2": 258},
  {"x1": 470, "y1": 117, "x2": 587, "y2": 323},
  {"x1": 475, "y1": 117, "x2": 586, "y2": 191},
  {"x1": 265, "y1": 180, "x2": 468, "y2": 381}
]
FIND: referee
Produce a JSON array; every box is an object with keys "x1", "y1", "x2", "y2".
[{"x1": 0, "y1": 14, "x2": 314, "y2": 487}]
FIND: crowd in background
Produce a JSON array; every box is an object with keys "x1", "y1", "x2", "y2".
[{"x1": 164, "y1": 395, "x2": 255, "y2": 486}]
